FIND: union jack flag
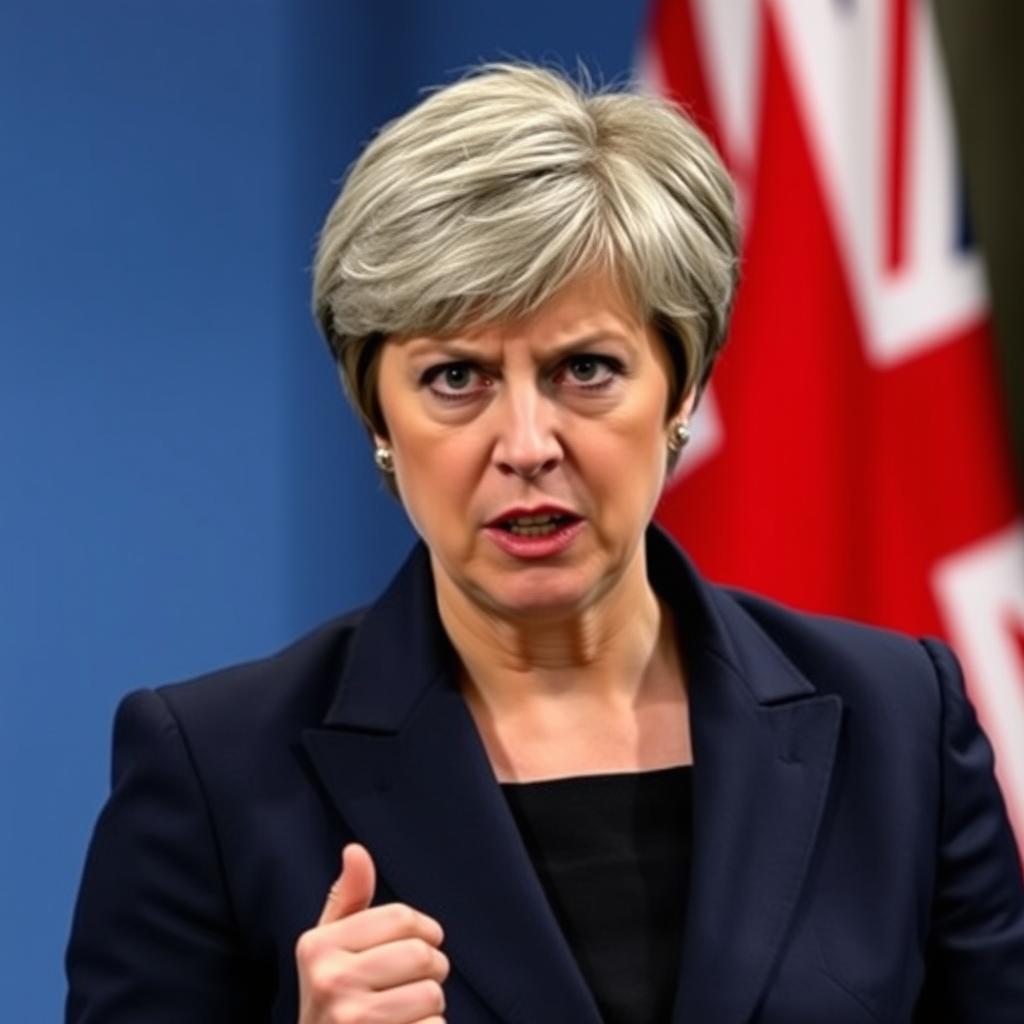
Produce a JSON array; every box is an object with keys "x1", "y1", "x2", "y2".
[{"x1": 644, "y1": 0, "x2": 1024, "y2": 852}]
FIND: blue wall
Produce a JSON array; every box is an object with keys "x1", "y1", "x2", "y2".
[{"x1": 0, "y1": 1, "x2": 647, "y2": 1018}]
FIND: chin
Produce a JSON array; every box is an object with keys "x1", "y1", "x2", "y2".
[{"x1": 472, "y1": 566, "x2": 606, "y2": 621}]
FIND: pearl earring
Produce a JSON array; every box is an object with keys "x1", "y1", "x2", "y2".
[{"x1": 668, "y1": 421, "x2": 691, "y2": 452}]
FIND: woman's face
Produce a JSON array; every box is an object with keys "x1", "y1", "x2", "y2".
[{"x1": 375, "y1": 272, "x2": 690, "y2": 620}]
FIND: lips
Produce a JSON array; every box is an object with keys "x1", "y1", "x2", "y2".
[
  {"x1": 482, "y1": 505, "x2": 585, "y2": 559},
  {"x1": 485, "y1": 505, "x2": 581, "y2": 531}
]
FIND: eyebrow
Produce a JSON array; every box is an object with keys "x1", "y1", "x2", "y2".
[{"x1": 404, "y1": 331, "x2": 635, "y2": 363}]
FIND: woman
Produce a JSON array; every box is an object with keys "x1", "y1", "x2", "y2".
[{"x1": 66, "y1": 64, "x2": 1024, "y2": 1023}]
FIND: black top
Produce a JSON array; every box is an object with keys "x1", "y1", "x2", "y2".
[{"x1": 502, "y1": 766, "x2": 693, "y2": 1024}]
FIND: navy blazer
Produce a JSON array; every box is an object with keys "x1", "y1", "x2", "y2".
[{"x1": 66, "y1": 526, "x2": 1024, "y2": 1023}]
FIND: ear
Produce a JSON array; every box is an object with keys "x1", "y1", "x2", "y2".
[{"x1": 671, "y1": 385, "x2": 698, "y2": 424}]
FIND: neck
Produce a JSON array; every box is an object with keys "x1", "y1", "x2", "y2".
[{"x1": 432, "y1": 545, "x2": 667, "y2": 712}]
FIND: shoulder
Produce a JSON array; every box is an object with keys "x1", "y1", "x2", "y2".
[
  {"x1": 650, "y1": 524, "x2": 945, "y2": 716},
  {"x1": 119, "y1": 606, "x2": 369, "y2": 756},
  {"x1": 710, "y1": 584, "x2": 946, "y2": 720},
  {"x1": 718, "y1": 584, "x2": 930, "y2": 661}
]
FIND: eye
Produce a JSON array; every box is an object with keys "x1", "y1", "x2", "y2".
[
  {"x1": 421, "y1": 361, "x2": 491, "y2": 401},
  {"x1": 556, "y1": 354, "x2": 624, "y2": 390}
]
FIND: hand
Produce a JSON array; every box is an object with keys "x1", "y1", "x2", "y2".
[{"x1": 296, "y1": 844, "x2": 449, "y2": 1024}]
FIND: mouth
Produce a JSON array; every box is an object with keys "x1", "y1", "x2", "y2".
[
  {"x1": 492, "y1": 512, "x2": 581, "y2": 537},
  {"x1": 483, "y1": 509, "x2": 586, "y2": 560}
]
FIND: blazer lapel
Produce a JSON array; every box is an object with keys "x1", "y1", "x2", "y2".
[
  {"x1": 303, "y1": 528, "x2": 842, "y2": 1023},
  {"x1": 302, "y1": 545, "x2": 601, "y2": 1024},
  {"x1": 647, "y1": 530, "x2": 843, "y2": 1024}
]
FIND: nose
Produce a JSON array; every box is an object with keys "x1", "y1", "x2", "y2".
[{"x1": 493, "y1": 385, "x2": 563, "y2": 480}]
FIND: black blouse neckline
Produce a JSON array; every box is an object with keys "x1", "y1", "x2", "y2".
[{"x1": 501, "y1": 763, "x2": 694, "y2": 1024}]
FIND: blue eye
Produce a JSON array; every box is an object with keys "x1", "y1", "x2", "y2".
[
  {"x1": 559, "y1": 354, "x2": 623, "y2": 389},
  {"x1": 567, "y1": 356, "x2": 602, "y2": 382},
  {"x1": 439, "y1": 365, "x2": 472, "y2": 390},
  {"x1": 422, "y1": 362, "x2": 489, "y2": 401}
]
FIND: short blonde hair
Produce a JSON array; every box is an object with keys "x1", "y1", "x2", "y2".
[{"x1": 313, "y1": 63, "x2": 739, "y2": 441}]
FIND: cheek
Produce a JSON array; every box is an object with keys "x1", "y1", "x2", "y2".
[
  {"x1": 393, "y1": 430, "x2": 480, "y2": 534},
  {"x1": 592, "y1": 407, "x2": 667, "y2": 489}
]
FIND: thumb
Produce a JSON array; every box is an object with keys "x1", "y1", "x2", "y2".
[{"x1": 318, "y1": 843, "x2": 376, "y2": 925}]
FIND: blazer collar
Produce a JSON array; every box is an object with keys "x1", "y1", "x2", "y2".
[
  {"x1": 645, "y1": 531, "x2": 843, "y2": 1022},
  {"x1": 320, "y1": 537, "x2": 454, "y2": 732},
  {"x1": 303, "y1": 525, "x2": 841, "y2": 1024}
]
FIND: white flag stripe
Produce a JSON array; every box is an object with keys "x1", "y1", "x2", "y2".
[{"x1": 933, "y1": 526, "x2": 1024, "y2": 848}]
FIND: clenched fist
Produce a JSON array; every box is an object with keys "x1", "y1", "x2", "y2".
[{"x1": 296, "y1": 844, "x2": 449, "y2": 1023}]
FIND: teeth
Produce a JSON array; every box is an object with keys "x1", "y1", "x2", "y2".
[
  {"x1": 500, "y1": 513, "x2": 575, "y2": 537},
  {"x1": 493, "y1": 512, "x2": 577, "y2": 536},
  {"x1": 508, "y1": 522, "x2": 559, "y2": 536}
]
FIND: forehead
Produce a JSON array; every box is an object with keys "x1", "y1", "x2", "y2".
[{"x1": 400, "y1": 272, "x2": 649, "y2": 357}]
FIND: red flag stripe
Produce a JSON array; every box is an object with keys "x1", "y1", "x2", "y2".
[{"x1": 885, "y1": 0, "x2": 913, "y2": 273}]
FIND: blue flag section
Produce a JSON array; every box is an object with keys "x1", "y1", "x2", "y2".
[{"x1": 0, "y1": 2, "x2": 646, "y2": 1019}]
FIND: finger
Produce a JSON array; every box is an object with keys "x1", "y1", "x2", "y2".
[
  {"x1": 347, "y1": 938, "x2": 450, "y2": 990},
  {"x1": 320, "y1": 901, "x2": 445, "y2": 952},
  {"x1": 319, "y1": 843, "x2": 376, "y2": 925},
  {"x1": 361, "y1": 978, "x2": 446, "y2": 1024}
]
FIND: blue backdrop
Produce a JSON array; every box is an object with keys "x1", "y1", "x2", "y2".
[{"x1": 0, "y1": 1, "x2": 647, "y2": 1018}]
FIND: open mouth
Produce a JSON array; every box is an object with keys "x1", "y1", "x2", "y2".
[{"x1": 494, "y1": 513, "x2": 579, "y2": 537}]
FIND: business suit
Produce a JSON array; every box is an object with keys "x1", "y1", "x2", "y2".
[{"x1": 66, "y1": 525, "x2": 1024, "y2": 1023}]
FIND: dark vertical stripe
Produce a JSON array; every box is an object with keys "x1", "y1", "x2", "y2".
[{"x1": 955, "y1": 168, "x2": 975, "y2": 252}]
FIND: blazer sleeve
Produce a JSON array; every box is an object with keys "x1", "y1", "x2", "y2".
[
  {"x1": 65, "y1": 688, "x2": 268, "y2": 1023},
  {"x1": 914, "y1": 639, "x2": 1024, "y2": 1022}
]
